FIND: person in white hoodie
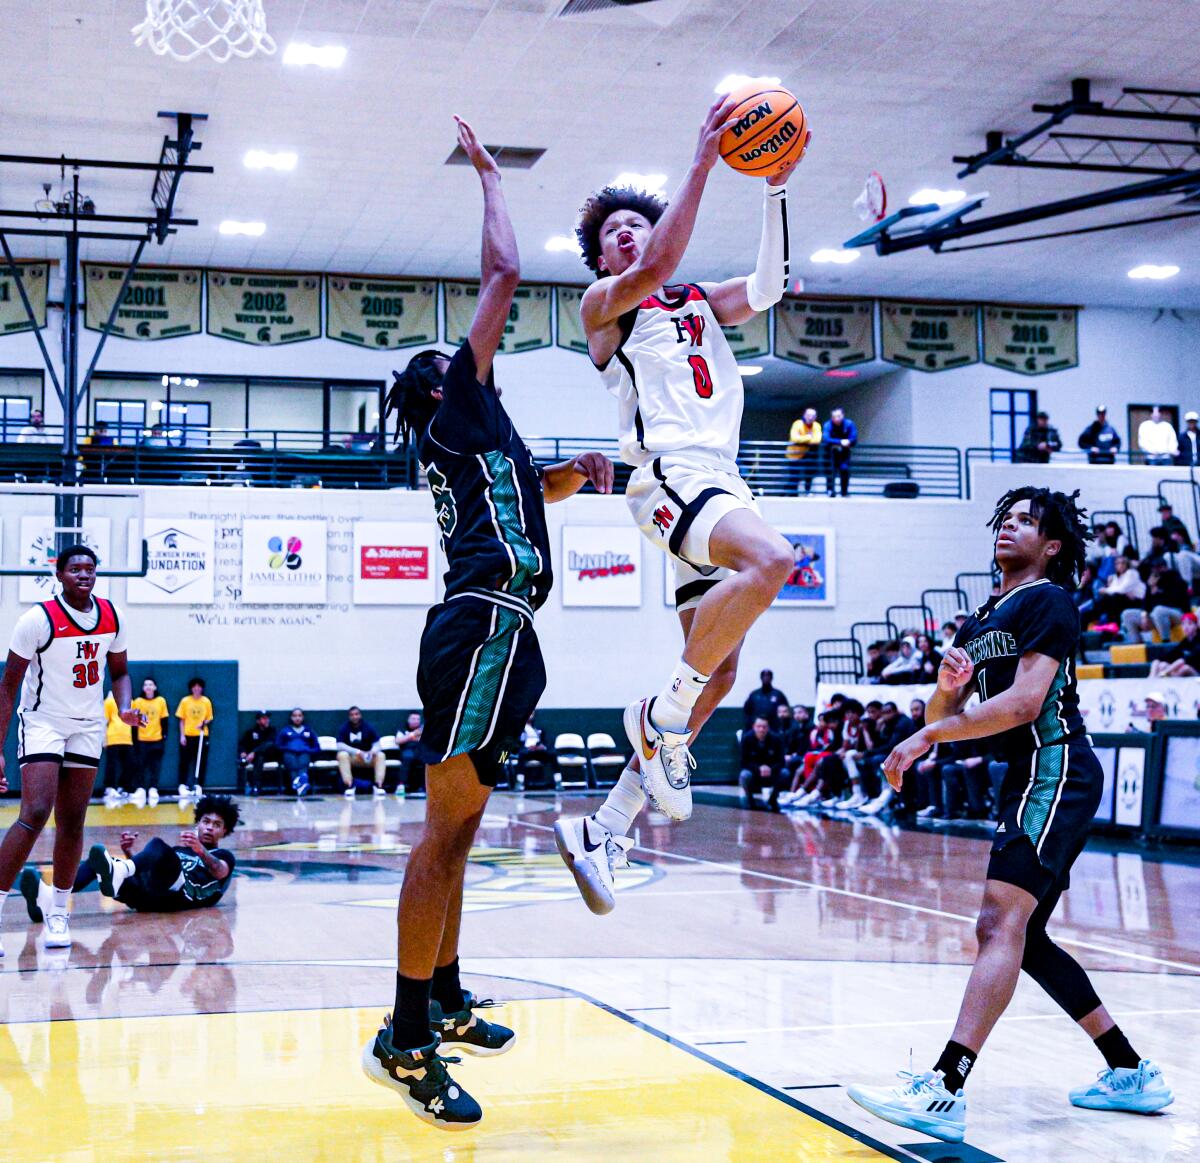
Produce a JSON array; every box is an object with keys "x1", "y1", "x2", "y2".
[{"x1": 1137, "y1": 406, "x2": 1178, "y2": 465}]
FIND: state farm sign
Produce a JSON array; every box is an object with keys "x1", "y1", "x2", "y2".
[
  {"x1": 353, "y1": 521, "x2": 438, "y2": 605},
  {"x1": 361, "y1": 545, "x2": 429, "y2": 581}
]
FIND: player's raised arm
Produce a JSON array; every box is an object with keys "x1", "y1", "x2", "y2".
[{"x1": 455, "y1": 116, "x2": 519, "y2": 384}]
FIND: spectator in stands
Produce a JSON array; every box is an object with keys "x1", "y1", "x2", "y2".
[
  {"x1": 1151, "y1": 613, "x2": 1200, "y2": 676},
  {"x1": 1139, "y1": 406, "x2": 1178, "y2": 465},
  {"x1": 176, "y1": 677, "x2": 213, "y2": 799},
  {"x1": 1121, "y1": 560, "x2": 1190, "y2": 643},
  {"x1": 780, "y1": 710, "x2": 837, "y2": 806},
  {"x1": 1157, "y1": 502, "x2": 1193, "y2": 549},
  {"x1": 238, "y1": 711, "x2": 280, "y2": 796},
  {"x1": 822, "y1": 407, "x2": 857, "y2": 497},
  {"x1": 513, "y1": 712, "x2": 553, "y2": 788},
  {"x1": 132, "y1": 677, "x2": 169, "y2": 806},
  {"x1": 1165, "y1": 530, "x2": 1200, "y2": 593},
  {"x1": 939, "y1": 739, "x2": 992, "y2": 821},
  {"x1": 880, "y1": 636, "x2": 922, "y2": 685},
  {"x1": 17, "y1": 409, "x2": 54, "y2": 444},
  {"x1": 337, "y1": 705, "x2": 387, "y2": 799},
  {"x1": 913, "y1": 633, "x2": 942, "y2": 682},
  {"x1": 857, "y1": 700, "x2": 918, "y2": 815},
  {"x1": 1177, "y1": 411, "x2": 1200, "y2": 467},
  {"x1": 83, "y1": 420, "x2": 115, "y2": 447},
  {"x1": 743, "y1": 669, "x2": 789, "y2": 727},
  {"x1": 1093, "y1": 552, "x2": 1145, "y2": 626},
  {"x1": 1102, "y1": 521, "x2": 1130, "y2": 555},
  {"x1": 102, "y1": 690, "x2": 136, "y2": 804},
  {"x1": 739, "y1": 717, "x2": 787, "y2": 811},
  {"x1": 1138, "y1": 527, "x2": 1170, "y2": 580},
  {"x1": 1015, "y1": 410, "x2": 1061, "y2": 463},
  {"x1": 141, "y1": 424, "x2": 169, "y2": 448},
  {"x1": 825, "y1": 699, "x2": 877, "y2": 810},
  {"x1": 774, "y1": 701, "x2": 794, "y2": 736},
  {"x1": 1078, "y1": 406, "x2": 1121, "y2": 464},
  {"x1": 865, "y1": 641, "x2": 889, "y2": 682},
  {"x1": 791, "y1": 704, "x2": 812, "y2": 734},
  {"x1": 395, "y1": 712, "x2": 425, "y2": 796},
  {"x1": 1128, "y1": 692, "x2": 1169, "y2": 732},
  {"x1": 276, "y1": 708, "x2": 320, "y2": 796},
  {"x1": 786, "y1": 407, "x2": 823, "y2": 495},
  {"x1": 938, "y1": 621, "x2": 957, "y2": 650}
]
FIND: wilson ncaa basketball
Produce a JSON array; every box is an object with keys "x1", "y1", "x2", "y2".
[{"x1": 720, "y1": 81, "x2": 808, "y2": 176}]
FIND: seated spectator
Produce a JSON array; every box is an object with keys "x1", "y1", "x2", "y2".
[
  {"x1": 743, "y1": 669, "x2": 789, "y2": 727},
  {"x1": 1015, "y1": 410, "x2": 1061, "y2": 463},
  {"x1": 1138, "y1": 527, "x2": 1170, "y2": 580},
  {"x1": 1102, "y1": 521, "x2": 1130, "y2": 555},
  {"x1": 738, "y1": 717, "x2": 787, "y2": 812},
  {"x1": 938, "y1": 621, "x2": 957, "y2": 651},
  {"x1": 913, "y1": 633, "x2": 942, "y2": 682},
  {"x1": 939, "y1": 739, "x2": 992, "y2": 821},
  {"x1": 1157, "y1": 503, "x2": 1193, "y2": 550},
  {"x1": 276, "y1": 708, "x2": 320, "y2": 796},
  {"x1": 394, "y1": 712, "x2": 426, "y2": 797},
  {"x1": 514, "y1": 712, "x2": 554, "y2": 788},
  {"x1": 1127, "y1": 692, "x2": 1169, "y2": 732},
  {"x1": 141, "y1": 423, "x2": 169, "y2": 447},
  {"x1": 790, "y1": 699, "x2": 874, "y2": 810},
  {"x1": 1078, "y1": 406, "x2": 1120, "y2": 464},
  {"x1": 855, "y1": 700, "x2": 919, "y2": 815},
  {"x1": 238, "y1": 710, "x2": 281, "y2": 796},
  {"x1": 1151, "y1": 612, "x2": 1200, "y2": 676},
  {"x1": 791, "y1": 704, "x2": 812, "y2": 734},
  {"x1": 774, "y1": 701, "x2": 794, "y2": 739},
  {"x1": 1093, "y1": 553, "x2": 1144, "y2": 626},
  {"x1": 780, "y1": 711, "x2": 838, "y2": 805},
  {"x1": 880, "y1": 637, "x2": 922, "y2": 685},
  {"x1": 1120, "y1": 561, "x2": 1190, "y2": 644},
  {"x1": 865, "y1": 641, "x2": 889, "y2": 682},
  {"x1": 337, "y1": 705, "x2": 387, "y2": 798},
  {"x1": 1165, "y1": 530, "x2": 1200, "y2": 592}
]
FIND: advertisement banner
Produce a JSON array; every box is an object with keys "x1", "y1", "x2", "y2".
[
  {"x1": 207, "y1": 270, "x2": 321, "y2": 345},
  {"x1": 721, "y1": 309, "x2": 770, "y2": 360},
  {"x1": 555, "y1": 286, "x2": 588, "y2": 354},
  {"x1": 325, "y1": 276, "x2": 437, "y2": 350},
  {"x1": 352, "y1": 520, "x2": 438, "y2": 605},
  {"x1": 125, "y1": 518, "x2": 215, "y2": 604},
  {"x1": 1159, "y1": 734, "x2": 1200, "y2": 831},
  {"x1": 0, "y1": 262, "x2": 49, "y2": 335},
  {"x1": 775, "y1": 528, "x2": 836, "y2": 606},
  {"x1": 774, "y1": 298, "x2": 875, "y2": 368},
  {"x1": 982, "y1": 304, "x2": 1078, "y2": 374},
  {"x1": 560, "y1": 525, "x2": 642, "y2": 607},
  {"x1": 444, "y1": 281, "x2": 552, "y2": 353},
  {"x1": 241, "y1": 519, "x2": 327, "y2": 604},
  {"x1": 880, "y1": 300, "x2": 978, "y2": 372},
  {"x1": 83, "y1": 264, "x2": 202, "y2": 340},
  {"x1": 19, "y1": 517, "x2": 111, "y2": 603}
]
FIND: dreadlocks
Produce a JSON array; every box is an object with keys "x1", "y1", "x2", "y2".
[
  {"x1": 383, "y1": 349, "x2": 446, "y2": 447},
  {"x1": 575, "y1": 185, "x2": 667, "y2": 275},
  {"x1": 988, "y1": 486, "x2": 1091, "y2": 588}
]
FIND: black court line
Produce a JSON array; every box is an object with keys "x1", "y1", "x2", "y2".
[
  {"x1": 693, "y1": 1039, "x2": 746, "y2": 1046},
  {"x1": 785, "y1": 1083, "x2": 843, "y2": 1091}
]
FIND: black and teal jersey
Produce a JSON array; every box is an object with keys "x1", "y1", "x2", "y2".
[
  {"x1": 419, "y1": 340, "x2": 552, "y2": 612},
  {"x1": 955, "y1": 577, "x2": 1085, "y2": 761}
]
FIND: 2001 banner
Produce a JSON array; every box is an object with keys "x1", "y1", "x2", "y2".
[
  {"x1": 0, "y1": 262, "x2": 49, "y2": 334},
  {"x1": 326, "y1": 276, "x2": 437, "y2": 350},
  {"x1": 774, "y1": 298, "x2": 875, "y2": 368},
  {"x1": 84, "y1": 264, "x2": 202, "y2": 340},
  {"x1": 880, "y1": 300, "x2": 978, "y2": 372},
  {"x1": 983, "y1": 305, "x2": 1078, "y2": 375},
  {"x1": 445, "y1": 281, "x2": 551, "y2": 353},
  {"x1": 207, "y1": 270, "x2": 321, "y2": 345}
]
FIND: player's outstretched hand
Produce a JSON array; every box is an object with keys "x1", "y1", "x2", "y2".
[
  {"x1": 882, "y1": 729, "x2": 931, "y2": 791},
  {"x1": 572, "y1": 452, "x2": 615, "y2": 494},
  {"x1": 766, "y1": 129, "x2": 812, "y2": 187},
  {"x1": 120, "y1": 707, "x2": 141, "y2": 727},
  {"x1": 120, "y1": 830, "x2": 139, "y2": 856},
  {"x1": 693, "y1": 94, "x2": 738, "y2": 172},
  {"x1": 454, "y1": 116, "x2": 499, "y2": 178},
  {"x1": 938, "y1": 646, "x2": 974, "y2": 693}
]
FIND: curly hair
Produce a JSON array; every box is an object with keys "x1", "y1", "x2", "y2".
[
  {"x1": 988, "y1": 486, "x2": 1091, "y2": 588},
  {"x1": 575, "y1": 185, "x2": 667, "y2": 275},
  {"x1": 194, "y1": 794, "x2": 240, "y2": 835}
]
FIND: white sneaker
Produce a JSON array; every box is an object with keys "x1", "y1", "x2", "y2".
[
  {"x1": 178, "y1": 783, "x2": 191, "y2": 800},
  {"x1": 623, "y1": 698, "x2": 693, "y2": 822},
  {"x1": 373, "y1": 786, "x2": 387, "y2": 798},
  {"x1": 777, "y1": 790, "x2": 797, "y2": 806},
  {"x1": 148, "y1": 788, "x2": 159, "y2": 806},
  {"x1": 796, "y1": 789, "x2": 822, "y2": 807},
  {"x1": 847, "y1": 1069, "x2": 966, "y2": 1143},
  {"x1": 916, "y1": 805, "x2": 938, "y2": 818},
  {"x1": 553, "y1": 815, "x2": 634, "y2": 916},
  {"x1": 344, "y1": 787, "x2": 356, "y2": 799},
  {"x1": 191, "y1": 785, "x2": 203, "y2": 799},
  {"x1": 820, "y1": 796, "x2": 840, "y2": 808},
  {"x1": 845, "y1": 792, "x2": 868, "y2": 810},
  {"x1": 860, "y1": 788, "x2": 894, "y2": 816},
  {"x1": 88, "y1": 844, "x2": 132, "y2": 898},
  {"x1": 43, "y1": 912, "x2": 72, "y2": 949},
  {"x1": 103, "y1": 787, "x2": 120, "y2": 805},
  {"x1": 1069, "y1": 1059, "x2": 1174, "y2": 1113},
  {"x1": 131, "y1": 788, "x2": 147, "y2": 807}
]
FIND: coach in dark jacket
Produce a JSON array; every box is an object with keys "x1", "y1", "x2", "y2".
[
  {"x1": 743, "y1": 669, "x2": 789, "y2": 728},
  {"x1": 823, "y1": 408, "x2": 858, "y2": 496},
  {"x1": 238, "y1": 711, "x2": 281, "y2": 795},
  {"x1": 1016, "y1": 412, "x2": 1062, "y2": 463},
  {"x1": 739, "y1": 717, "x2": 787, "y2": 812}
]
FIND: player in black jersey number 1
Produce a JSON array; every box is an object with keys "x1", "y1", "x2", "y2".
[
  {"x1": 360, "y1": 118, "x2": 613, "y2": 1132},
  {"x1": 848, "y1": 488, "x2": 1173, "y2": 1145}
]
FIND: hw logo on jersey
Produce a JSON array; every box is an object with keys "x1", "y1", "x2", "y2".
[
  {"x1": 652, "y1": 505, "x2": 675, "y2": 536},
  {"x1": 673, "y1": 313, "x2": 705, "y2": 346},
  {"x1": 76, "y1": 641, "x2": 100, "y2": 660}
]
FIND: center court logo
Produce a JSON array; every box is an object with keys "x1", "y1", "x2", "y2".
[{"x1": 267, "y1": 535, "x2": 302, "y2": 571}]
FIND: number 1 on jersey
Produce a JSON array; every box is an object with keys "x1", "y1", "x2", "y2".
[{"x1": 688, "y1": 354, "x2": 714, "y2": 399}]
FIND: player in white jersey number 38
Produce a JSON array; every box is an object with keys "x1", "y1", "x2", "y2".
[
  {"x1": 555, "y1": 96, "x2": 809, "y2": 914},
  {"x1": 0, "y1": 545, "x2": 138, "y2": 952}
]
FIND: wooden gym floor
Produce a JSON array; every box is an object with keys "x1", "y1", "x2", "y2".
[{"x1": 0, "y1": 794, "x2": 1196, "y2": 1162}]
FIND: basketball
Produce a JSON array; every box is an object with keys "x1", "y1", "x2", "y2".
[{"x1": 719, "y1": 82, "x2": 807, "y2": 177}]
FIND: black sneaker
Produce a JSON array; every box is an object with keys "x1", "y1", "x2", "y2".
[
  {"x1": 18, "y1": 867, "x2": 43, "y2": 923},
  {"x1": 361, "y1": 1018, "x2": 482, "y2": 1130},
  {"x1": 430, "y1": 991, "x2": 516, "y2": 1057}
]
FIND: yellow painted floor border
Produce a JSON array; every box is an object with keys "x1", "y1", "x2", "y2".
[{"x1": 0, "y1": 996, "x2": 892, "y2": 1162}]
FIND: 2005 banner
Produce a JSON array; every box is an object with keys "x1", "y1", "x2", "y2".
[{"x1": 326, "y1": 276, "x2": 438, "y2": 350}]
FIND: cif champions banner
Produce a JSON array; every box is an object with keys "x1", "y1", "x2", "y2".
[
  {"x1": 241, "y1": 519, "x2": 328, "y2": 604},
  {"x1": 84, "y1": 264, "x2": 202, "y2": 340},
  {"x1": 444, "y1": 282, "x2": 552, "y2": 353},
  {"x1": 207, "y1": 270, "x2": 321, "y2": 345},
  {"x1": 560, "y1": 525, "x2": 642, "y2": 607},
  {"x1": 19, "y1": 517, "x2": 111, "y2": 603},
  {"x1": 326, "y1": 276, "x2": 438, "y2": 350},
  {"x1": 774, "y1": 298, "x2": 875, "y2": 368},
  {"x1": 880, "y1": 300, "x2": 978, "y2": 372},
  {"x1": 556, "y1": 286, "x2": 588, "y2": 354},
  {"x1": 0, "y1": 262, "x2": 49, "y2": 334},
  {"x1": 352, "y1": 520, "x2": 438, "y2": 605},
  {"x1": 125, "y1": 518, "x2": 215, "y2": 604},
  {"x1": 721, "y1": 309, "x2": 770, "y2": 360},
  {"x1": 775, "y1": 528, "x2": 835, "y2": 606},
  {"x1": 983, "y1": 305, "x2": 1078, "y2": 374}
]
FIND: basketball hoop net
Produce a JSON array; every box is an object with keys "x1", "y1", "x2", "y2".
[
  {"x1": 853, "y1": 171, "x2": 888, "y2": 223},
  {"x1": 132, "y1": 0, "x2": 276, "y2": 63}
]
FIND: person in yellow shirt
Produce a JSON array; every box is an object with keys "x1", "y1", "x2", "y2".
[
  {"x1": 132, "y1": 676, "x2": 169, "y2": 807},
  {"x1": 102, "y1": 692, "x2": 135, "y2": 804},
  {"x1": 176, "y1": 677, "x2": 214, "y2": 800},
  {"x1": 786, "y1": 407, "x2": 822, "y2": 496}
]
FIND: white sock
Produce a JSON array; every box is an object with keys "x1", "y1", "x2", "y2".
[
  {"x1": 652, "y1": 660, "x2": 709, "y2": 734},
  {"x1": 0, "y1": 889, "x2": 8, "y2": 918},
  {"x1": 50, "y1": 886, "x2": 70, "y2": 915},
  {"x1": 593, "y1": 763, "x2": 647, "y2": 837}
]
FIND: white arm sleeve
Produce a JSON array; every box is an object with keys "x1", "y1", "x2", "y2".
[
  {"x1": 744, "y1": 184, "x2": 790, "y2": 312},
  {"x1": 9, "y1": 607, "x2": 50, "y2": 660}
]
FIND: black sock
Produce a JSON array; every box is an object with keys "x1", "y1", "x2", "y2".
[
  {"x1": 391, "y1": 972, "x2": 433, "y2": 1051},
  {"x1": 431, "y1": 957, "x2": 466, "y2": 1014},
  {"x1": 933, "y1": 1040, "x2": 977, "y2": 1093},
  {"x1": 1094, "y1": 1025, "x2": 1140, "y2": 1071}
]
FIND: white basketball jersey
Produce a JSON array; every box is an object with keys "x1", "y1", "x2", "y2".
[
  {"x1": 595, "y1": 283, "x2": 744, "y2": 468},
  {"x1": 10, "y1": 597, "x2": 126, "y2": 721}
]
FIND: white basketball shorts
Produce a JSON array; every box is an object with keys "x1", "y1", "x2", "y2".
[{"x1": 16, "y1": 710, "x2": 104, "y2": 768}]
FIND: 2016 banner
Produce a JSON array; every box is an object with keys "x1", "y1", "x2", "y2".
[
  {"x1": 556, "y1": 286, "x2": 588, "y2": 354},
  {"x1": 207, "y1": 270, "x2": 320, "y2": 346},
  {"x1": 326, "y1": 276, "x2": 437, "y2": 350},
  {"x1": 880, "y1": 300, "x2": 978, "y2": 372},
  {"x1": 444, "y1": 282, "x2": 552, "y2": 353},
  {"x1": 352, "y1": 520, "x2": 438, "y2": 605},
  {"x1": 125, "y1": 518, "x2": 215, "y2": 604},
  {"x1": 84, "y1": 264, "x2": 202, "y2": 340},
  {"x1": 0, "y1": 262, "x2": 49, "y2": 335},
  {"x1": 774, "y1": 298, "x2": 875, "y2": 368},
  {"x1": 983, "y1": 305, "x2": 1078, "y2": 374},
  {"x1": 721, "y1": 309, "x2": 770, "y2": 360},
  {"x1": 241, "y1": 518, "x2": 328, "y2": 604}
]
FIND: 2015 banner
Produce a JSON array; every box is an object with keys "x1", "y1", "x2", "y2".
[
  {"x1": 556, "y1": 286, "x2": 588, "y2": 354},
  {"x1": 207, "y1": 270, "x2": 320, "y2": 346},
  {"x1": 774, "y1": 297, "x2": 875, "y2": 368},
  {"x1": 444, "y1": 281, "x2": 551, "y2": 353},
  {"x1": 83, "y1": 264, "x2": 202, "y2": 340},
  {"x1": 983, "y1": 305, "x2": 1078, "y2": 375},
  {"x1": 326, "y1": 276, "x2": 437, "y2": 350},
  {"x1": 880, "y1": 300, "x2": 978, "y2": 372},
  {"x1": 0, "y1": 262, "x2": 49, "y2": 335},
  {"x1": 721, "y1": 309, "x2": 770, "y2": 360}
]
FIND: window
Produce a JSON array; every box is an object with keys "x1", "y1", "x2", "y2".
[
  {"x1": 94, "y1": 400, "x2": 146, "y2": 445},
  {"x1": 0, "y1": 396, "x2": 31, "y2": 442},
  {"x1": 990, "y1": 388, "x2": 1037, "y2": 459},
  {"x1": 158, "y1": 401, "x2": 210, "y2": 448}
]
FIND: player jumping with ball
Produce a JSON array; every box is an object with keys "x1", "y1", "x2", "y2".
[{"x1": 555, "y1": 96, "x2": 809, "y2": 914}]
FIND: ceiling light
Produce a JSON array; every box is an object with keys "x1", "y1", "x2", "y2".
[
  {"x1": 219, "y1": 220, "x2": 266, "y2": 237},
  {"x1": 823, "y1": 369, "x2": 859, "y2": 378},
  {"x1": 184, "y1": 378, "x2": 199, "y2": 388},
  {"x1": 545, "y1": 235, "x2": 581, "y2": 254},
  {"x1": 283, "y1": 42, "x2": 346, "y2": 68},
  {"x1": 738, "y1": 365, "x2": 764, "y2": 376},
  {"x1": 810, "y1": 248, "x2": 860, "y2": 264},
  {"x1": 714, "y1": 73, "x2": 782, "y2": 95},
  {"x1": 611, "y1": 171, "x2": 667, "y2": 194},
  {"x1": 909, "y1": 188, "x2": 965, "y2": 207},
  {"x1": 1128, "y1": 263, "x2": 1180, "y2": 280},
  {"x1": 244, "y1": 149, "x2": 298, "y2": 172}
]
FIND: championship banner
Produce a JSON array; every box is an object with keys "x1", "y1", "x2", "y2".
[
  {"x1": 241, "y1": 519, "x2": 327, "y2": 604},
  {"x1": 774, "y1": 298, "x2": 875, "y2": 368},
  {"x1": 880, "y1": 300, "x2": 978, "y2": 372},
  {"x1": 206, "y1": 270, "x2": 320, "y2": 346},
  {"x1": 125, "y1": 518, "x2": 215, "y2": 605},
  {"x1": 444, "y1": 282, "x2": 552, "y2": 354},
  {"x1": 721, "y1": 309, "x2": 770, "y2": 360},
  {"x1": 325, "y1": 276, "x2": 437, "y2": 350},
  {"x1": 555, "y1": 286, "x2": 588, "y2": 354},
  {"x1": 18, "y1": 517, "x2": 111, "y2": 603},
  {"x1": 0, "y1": 262, "x2": 49, "y2": 335},
  {"x1": 83, "y1": 264, "x2": 201, "y2": 340},
  {"x1": 775, "y1": 529, "x2": 835, "y2": 606},
  {"x1": 560, "y1": 525, "x2": 642, "y2": 608},
  {"x1": 352, "y1": 520, "x2": 438, "y2": 605},
  {"x1": 983, "y1": 305, "x2": 1078, "y2": 375}
]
